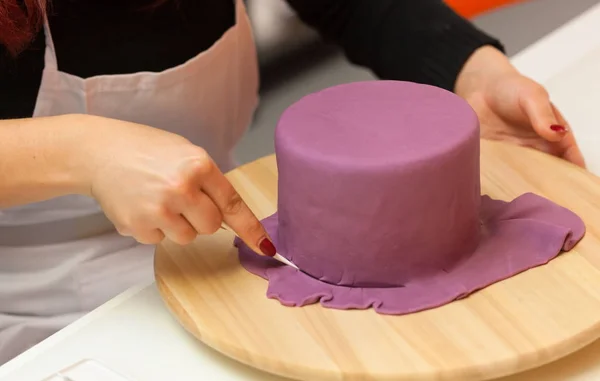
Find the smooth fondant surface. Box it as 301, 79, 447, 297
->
235, 80, 586, 314
275, 81, 481, 287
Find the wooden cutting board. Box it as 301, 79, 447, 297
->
154, 140, 600, 381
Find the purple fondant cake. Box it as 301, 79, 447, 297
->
234, 80, 585, 315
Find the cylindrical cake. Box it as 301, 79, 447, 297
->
274, 81, 481, 287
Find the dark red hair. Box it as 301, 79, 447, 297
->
0, 0, 46, 56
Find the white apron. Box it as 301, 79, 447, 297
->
0, 0, 259, 364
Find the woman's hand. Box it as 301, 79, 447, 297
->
76, 114, 276, 255
455, 46, 585, 168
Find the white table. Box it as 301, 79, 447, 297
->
2, 4, 600, 381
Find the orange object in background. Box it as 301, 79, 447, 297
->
445, 0, 525, 18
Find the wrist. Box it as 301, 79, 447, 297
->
454, 45, 516, 99
55, 113, 103, 197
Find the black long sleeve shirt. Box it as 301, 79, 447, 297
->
0, 0, 503, 119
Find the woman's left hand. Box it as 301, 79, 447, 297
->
455, 46, 585, 168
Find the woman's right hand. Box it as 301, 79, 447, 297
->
76, 114, 276, 256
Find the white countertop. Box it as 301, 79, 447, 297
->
2, 4, 600, 381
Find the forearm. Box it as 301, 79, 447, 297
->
286, 0, 505, 91
0, 114, 91, 207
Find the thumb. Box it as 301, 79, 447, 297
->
519, 87, 568, 142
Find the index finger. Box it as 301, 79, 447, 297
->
194, 159, 276, 257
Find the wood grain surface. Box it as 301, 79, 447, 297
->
155, 140, 600, 381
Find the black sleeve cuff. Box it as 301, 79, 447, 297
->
371, 1, 505, 91
286, 0, 505, 92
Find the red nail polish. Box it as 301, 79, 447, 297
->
550, 124, 568, 133
259, 238, 277, 257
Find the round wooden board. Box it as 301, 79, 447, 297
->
155, 140, 600, 381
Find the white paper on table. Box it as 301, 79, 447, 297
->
41, 359, 136, 381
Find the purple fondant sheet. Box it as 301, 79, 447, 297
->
235, 193, 585, 315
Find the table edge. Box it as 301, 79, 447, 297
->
0, 281, 154, 379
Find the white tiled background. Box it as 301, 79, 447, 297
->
235, 0, 600, 165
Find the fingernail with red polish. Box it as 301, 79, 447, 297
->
550, 124, 568, 133
259, 237, 277, 257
